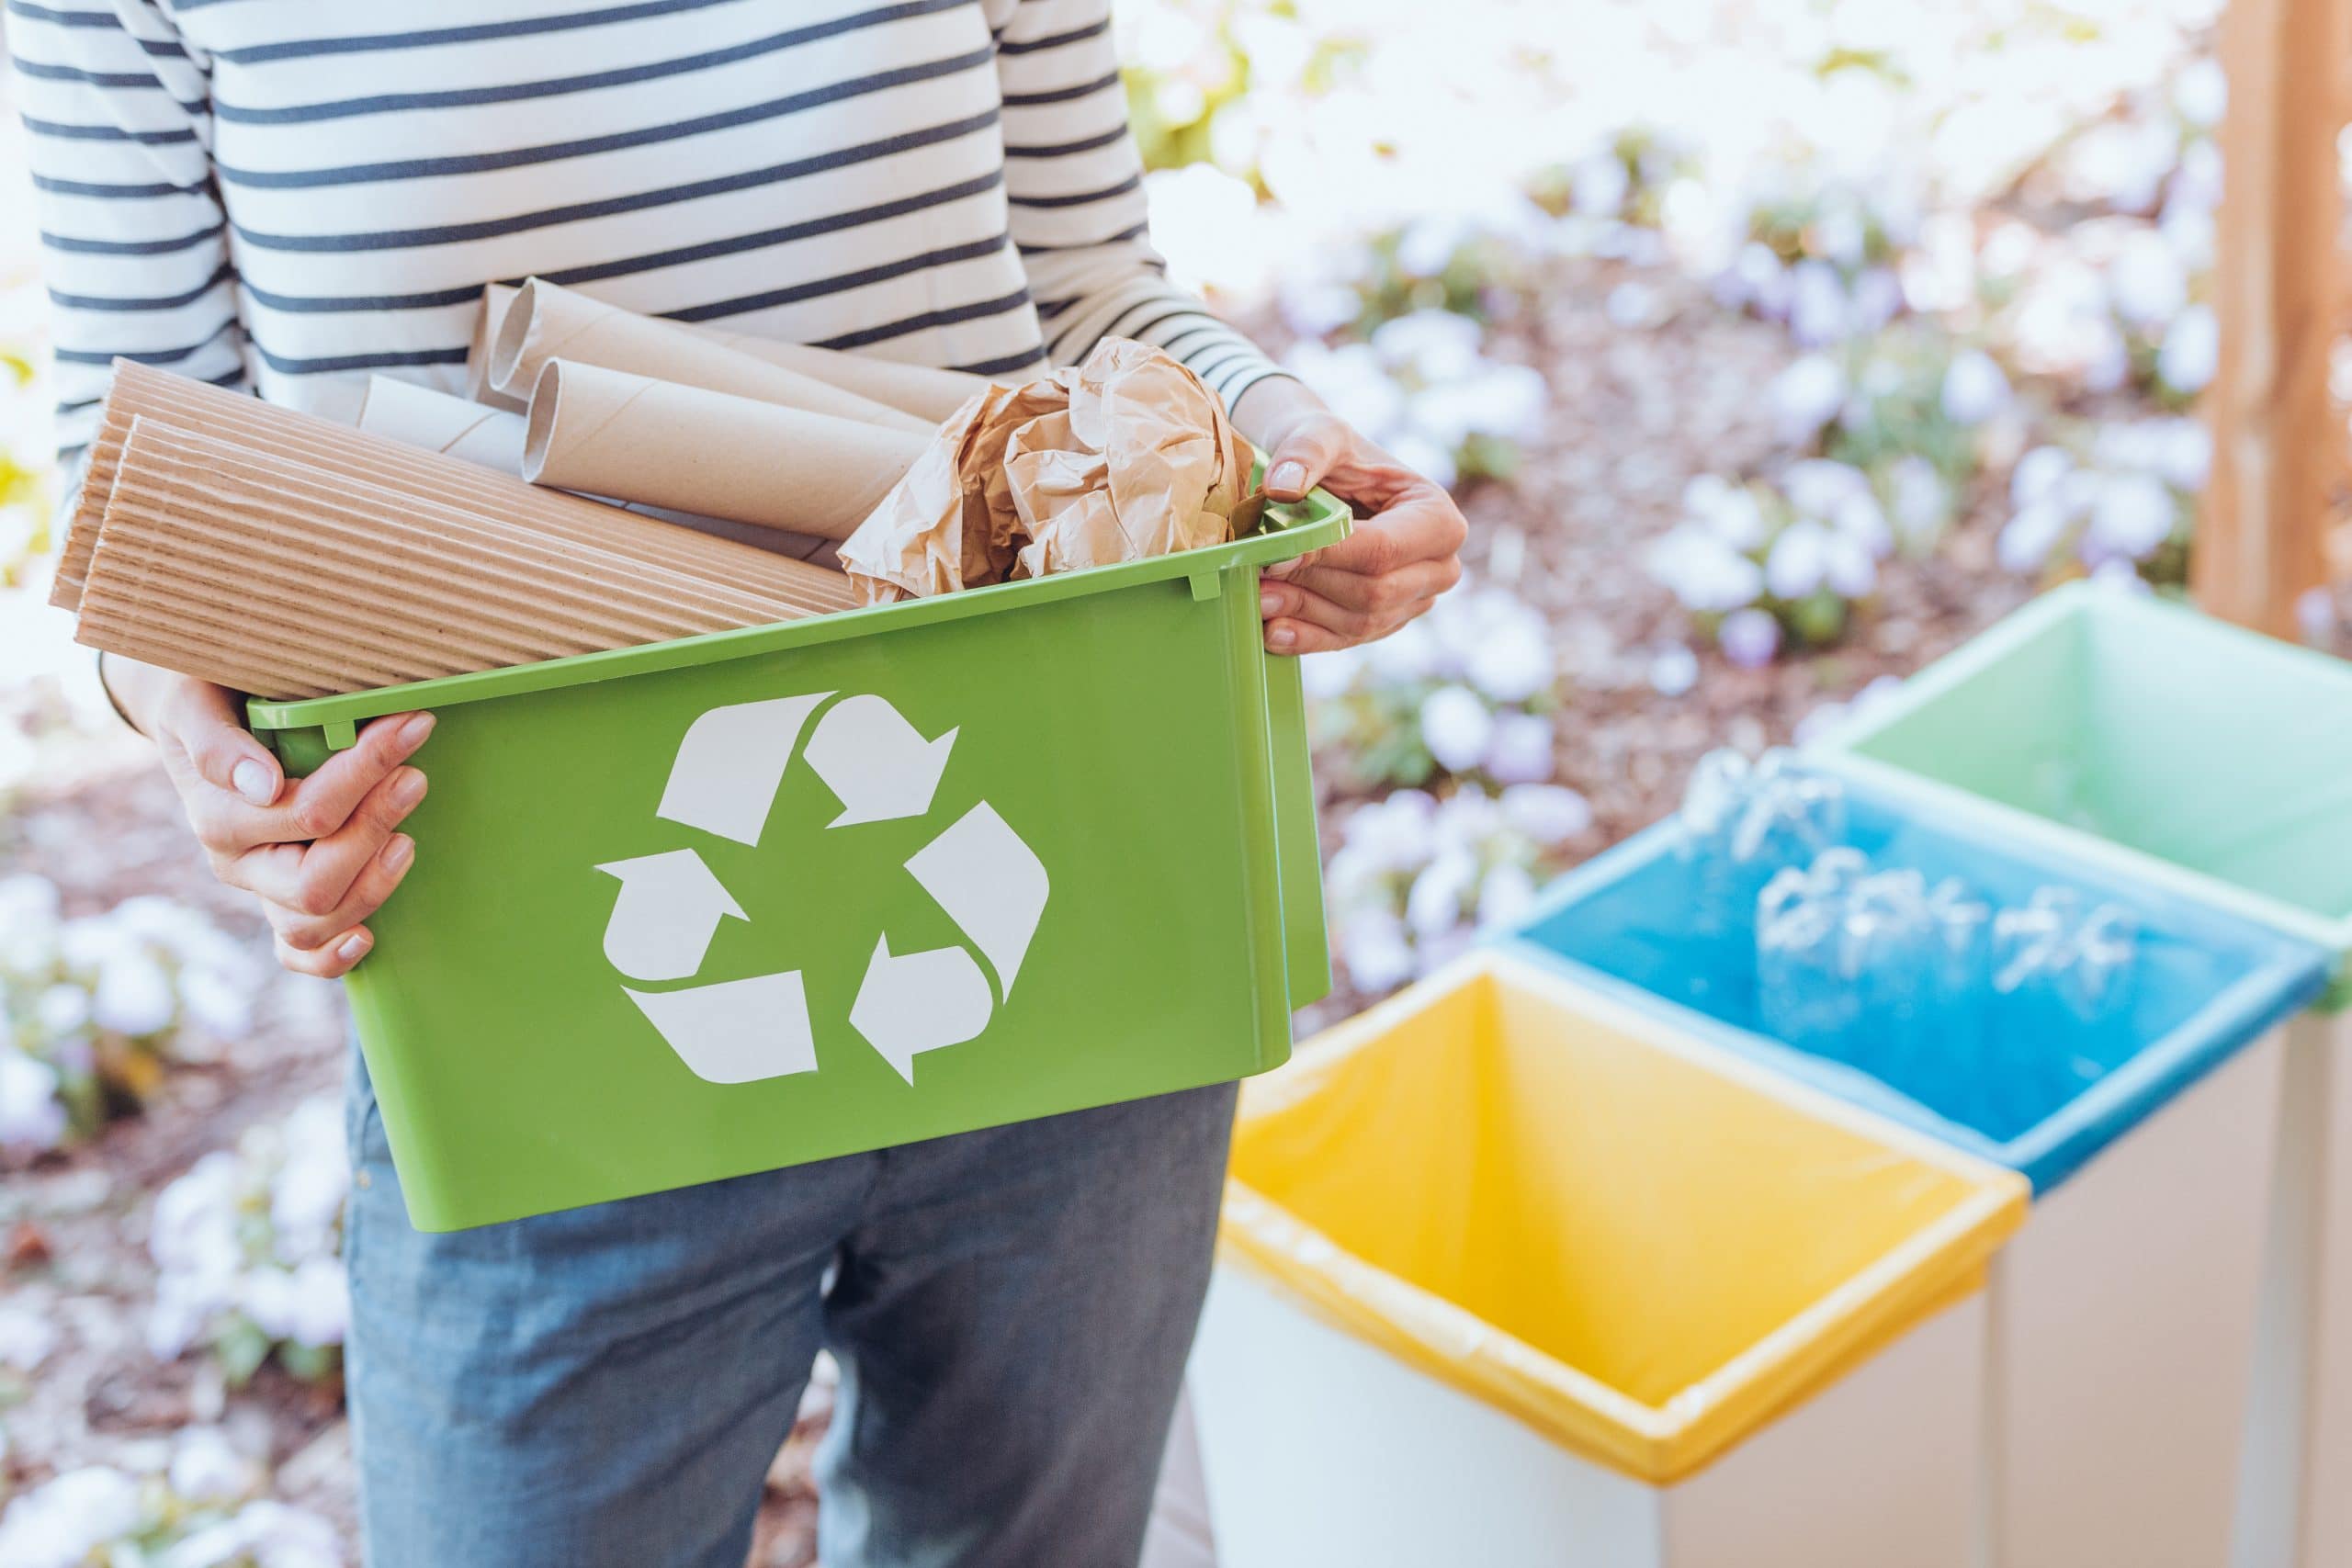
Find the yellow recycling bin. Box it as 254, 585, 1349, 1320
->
1187, 950, 2028, 1568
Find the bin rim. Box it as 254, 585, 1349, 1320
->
1497, 776, 2334, 1191
245, 477, 1350, 743
1221, 948, 2028, 1485
1806, 579, 2352, 1007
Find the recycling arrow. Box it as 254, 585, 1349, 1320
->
598, 690, 1049, 1089
624, 972, 816, 1085
804, 694, 956, 827
848, 937, 994, 1083
657, 691, 830, 847
595, 851, 746, 982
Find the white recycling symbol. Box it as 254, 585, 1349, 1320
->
594, 693, 1050, 1087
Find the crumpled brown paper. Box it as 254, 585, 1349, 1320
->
837, 339, 1258, 604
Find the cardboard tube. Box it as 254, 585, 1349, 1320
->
59, 362, 857, 617
693, 327, 992, 423
465, 284, 527, 413
490, 277, 934, 434
524, 359, 927, 541
358, 374, 842, 565
358, 374, 527, 471
79, 420, 838, 699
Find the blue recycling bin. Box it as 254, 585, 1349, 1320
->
1503, 767, 2327, 1568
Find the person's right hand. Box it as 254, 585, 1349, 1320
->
146, 676, 435, 978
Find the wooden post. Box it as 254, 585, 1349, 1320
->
2199, 0, 2350, 637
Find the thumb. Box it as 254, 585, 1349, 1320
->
160, 680, 284, 807
1262, 416, 1345, 503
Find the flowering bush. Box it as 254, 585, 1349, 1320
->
0, 879, 264, 1157
1281, 310, 1546, 488
1996, 416, 2207, 587
149, 1098, 349, 1388
0, 1433, 341, 1568
1770, 329, 2007, 501
1303, 582, 1558, 789
1713, 166, 1921, 346
1648, 461, 1904, 662
1326, 782, 1595, 993
1, 343, 44, 587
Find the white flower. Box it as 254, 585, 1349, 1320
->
1462, 604, 1552, 703
1998, 502, 2073, 574
1298, 649, 1363, 701
0, 874, 63, 975
1940, 349, 2010, 424
1408, 364, 1546, 447
179, 966, 256, 1041
1500, 784, 1593, 844
1781, 459, 1871, 518
283, 1256, 349, 1348
1788, 259, 1854, 345
1648, 645, 1700, 697
2157, 303, 2218, 395
2175, 59, 2228, 129
1483, 711, 1555, 784
2086, 472, 2177, 562
1770, 355, 1847, 446
92, 949, 177, 1038
1419, 685, 1495, 773
2109, 230, 2188, 328
168, 1427, 257, 1505
1766, 519, 1831, 600
1385, 431, 1458, 491
1476, 863, 1539, 931
1571, 149, 1631, 219
1822, 531, 1880, 597
0, 1466, 144, 1568
2010, 446, 2075, 508
1647, 525, 1762, 613
0, 1047, 66, 1155
0, 1304, 58, 1371
2150, 418, 2212, 490
1720, 607, 1782, 669
1333, 791, 1437, 879
1371, 310, 1483, 383
1887, 456, 1947, 543
1339, 908, 1415, 992
1406, 850, 1479, 938
1684, 475, 1766, 550
1830, 490, 1892, 556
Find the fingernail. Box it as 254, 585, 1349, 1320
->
390, 769, 428, 810
1268, 624, 1297, 651
398, 713, 436, 752
1269, 461, 1308, 494
336, 932, 372, 964
1260, 587, 1283, 617
232, 759, 277, 805
379, 834, 413, 873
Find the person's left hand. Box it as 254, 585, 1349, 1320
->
1233, 378, 1467, 655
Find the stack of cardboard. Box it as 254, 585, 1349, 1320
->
62, 280, 1264, 703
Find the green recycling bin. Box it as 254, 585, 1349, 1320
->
1811, 580, 2352, 1568
249, 488, 1348, 1231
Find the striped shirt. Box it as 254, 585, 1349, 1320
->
6, 0, 1287, 484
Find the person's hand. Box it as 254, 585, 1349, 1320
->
1233, 378, 1467, 655
131, 670, 434, 978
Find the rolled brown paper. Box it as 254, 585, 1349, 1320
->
524, 359, 929, 541
490, 278, 933, 434
79, 420, 843, 700
57, 361, 857, 615
464, 284, 527, 413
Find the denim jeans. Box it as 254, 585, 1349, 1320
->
343, 1047, 1236, 1568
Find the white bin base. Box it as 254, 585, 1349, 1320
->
2233, 1008, 2352, 1568
1189, 1268, 1989, 1568
1991, 1025, 2285, 1568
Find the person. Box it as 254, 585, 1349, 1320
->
14, 2, 1465, 1562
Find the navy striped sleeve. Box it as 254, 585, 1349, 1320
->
10, 0, 245, 486
989, 0, 1284, 413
